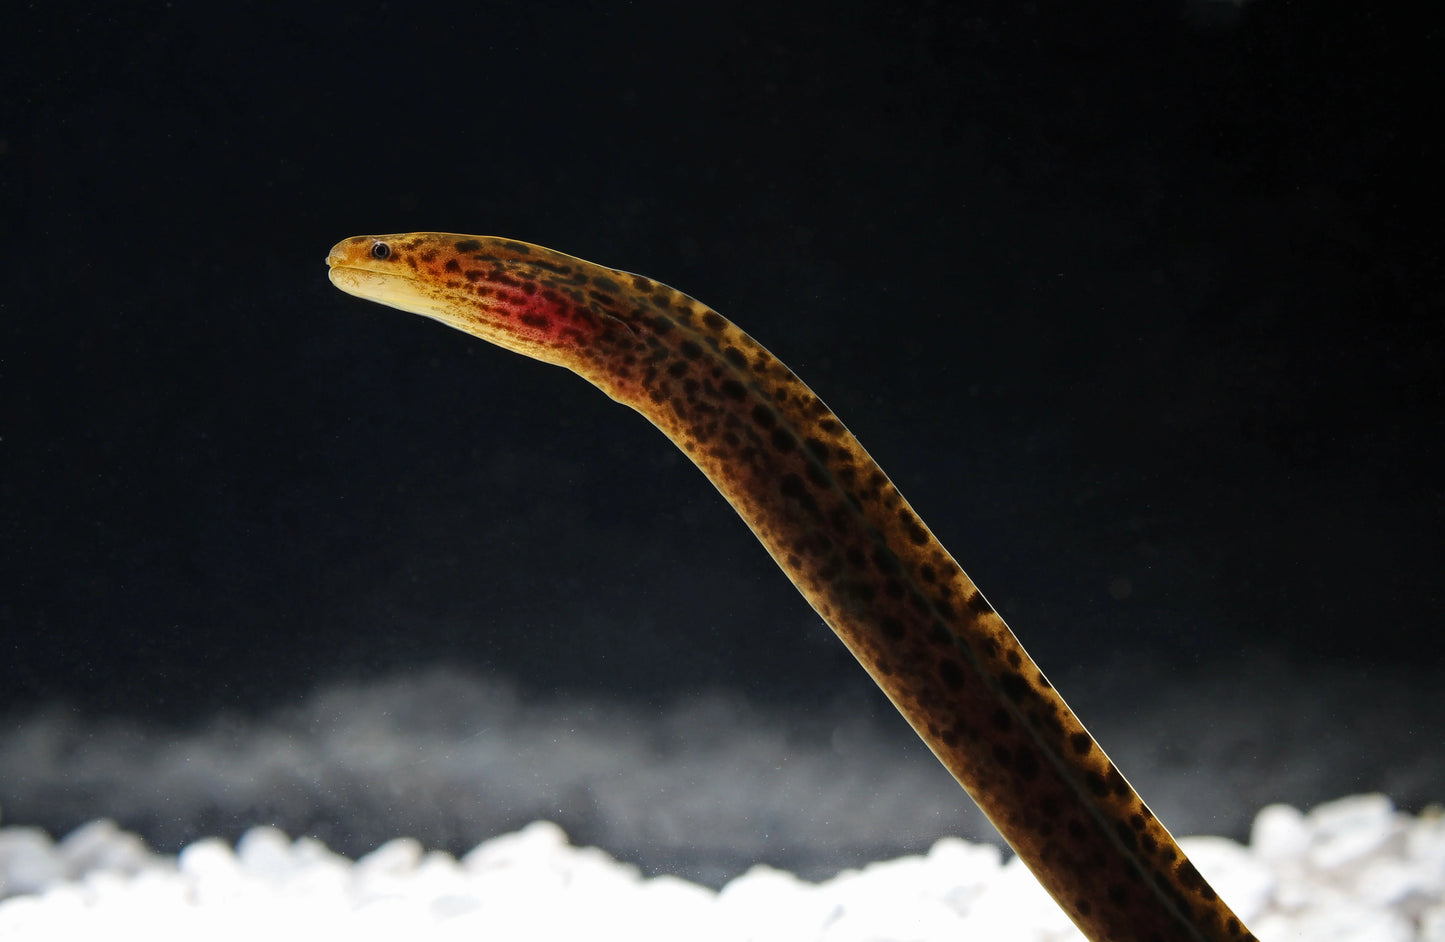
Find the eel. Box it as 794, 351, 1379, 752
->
326, 232, 1255, 942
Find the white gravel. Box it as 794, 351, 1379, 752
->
2, 794, 1442, 941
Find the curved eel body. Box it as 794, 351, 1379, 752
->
327, 233, 1255, 942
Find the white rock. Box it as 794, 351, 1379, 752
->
1420, 903, 1445, 942
718, 864, 833, 940
0, 828, 65, 898
1310, 794, 1398, 837
176, 835, 259, 910
1251, 802, 1311, 862
1407, 808, 1445, 876
919, 838, 1006, 918
176, 836, 238, 882
1357, 857, 1437, 913
356, 836, 424, 876
1309, 794, 1406, 871
396, 850, 470, 909
964, 855, 1080, 940
55, 819, 157, 878
1263, 899, 1412, 942
461, 819, 569, 873
235, 826, 296, 881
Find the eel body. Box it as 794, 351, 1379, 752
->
327, 232, 1255, 942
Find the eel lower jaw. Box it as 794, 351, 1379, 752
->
326, 265, 412, 306
327, 265, 482, 341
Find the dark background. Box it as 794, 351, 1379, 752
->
1, 0, 1438, 792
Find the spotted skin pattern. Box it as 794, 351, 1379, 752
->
327, 233, 1255, 942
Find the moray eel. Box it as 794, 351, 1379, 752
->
327, 233, 1255, 942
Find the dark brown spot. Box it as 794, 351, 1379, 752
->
1070, 732, 1093, 755
999, 670, 1028, 703
803, 529, 833, 556
967, 591, 994, 615
454, 239, 482, 252
779, 474, 821, 520
751, 404, 776, 428
1109, 764, 1130, 797
1014, 745, 1039, 780
531, 259, 570, 276
444, 259, 461, 273
870, 546, 900, 575
1176, 860, 1203, 891
680, 340, 704, 360
899, 510, 928, 545
939, 659, 964, 690
702, 311, 726, 333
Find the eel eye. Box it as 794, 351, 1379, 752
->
371, 242, 391, 260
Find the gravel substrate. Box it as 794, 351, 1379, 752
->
1, 794, 1441, 941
